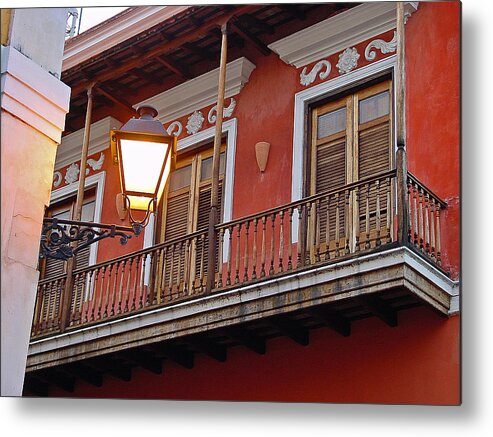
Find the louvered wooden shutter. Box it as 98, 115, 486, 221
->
164, 193, 190, 241
357, 89, 391, 235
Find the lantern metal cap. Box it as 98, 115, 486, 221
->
120, 104, 169, 136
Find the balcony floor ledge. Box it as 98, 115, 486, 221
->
27, 245, 459, 371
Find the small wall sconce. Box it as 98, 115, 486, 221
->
255, 141, 270, 173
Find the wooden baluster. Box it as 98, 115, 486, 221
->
110, 262, 119, 316
354, 187, 360, 252
183, 240, 190, 296
344, 190, 350, 254
424, 193, 431, 255
96, 266, 105, 319
261, 216, 267, 277
199, 234, 206, 292
227, 226, 233, 286
252, 218, 258, 278
297, 205, 303, 268
325, 195, 331, 259
70, 273, 79, 326
270, 213, 276, 274
430, 198, 437, 261
105, 264, 114, 317
132, 255, 141, 309
386, 177, 392, 243
376, 180, 381, 247
407, 180, 413, 244
436, 203, 442, 266
218, 228, 225, 288
335, 192, 340, 257
176, 242, 183, 297
124, 259, 132, 312
117, 260, 126, 314
244, 220, 250, 282
279, 210, 285, 272
139, 254, 147, 308
32, 285, 43, 336
287, 209, 293, 270
413, 182, 419, 247
168, 244, 175, 299
48, 280, 56, 329
235, 223, 241, 284
365, 184, 371, 249
306, 202, 313, 265
418, 187, 424, 251
314, 201, 321, 262
159, 246, 168, 303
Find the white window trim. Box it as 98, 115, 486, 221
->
291, 55, 397, 241
49, 171, 106, 267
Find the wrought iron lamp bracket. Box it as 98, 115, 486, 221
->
40, 217, 134, 261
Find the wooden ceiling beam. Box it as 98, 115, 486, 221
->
357, 295, 398, 327
230, 18, 271, 56
269, 315, 309, 346
118, 349, 163, 375
227, 326, 266, 355
65, 362, 103, 387
155, 55, 192, 80
93, 85, 135, 118
69, 4, 259, 97
307, 307, 351, 337
187, 336, 227, 362
146, 343, 195, 369
239, 13, 275, 35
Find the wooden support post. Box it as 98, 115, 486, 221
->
396, 3, 409, 246
206, 23, 228, 293
59, 84, 95, 332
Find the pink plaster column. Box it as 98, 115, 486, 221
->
1, 43, 70, 396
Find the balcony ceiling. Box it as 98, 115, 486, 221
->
61, 3, 358, 134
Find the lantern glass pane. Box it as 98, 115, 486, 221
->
120, 139, 170, 195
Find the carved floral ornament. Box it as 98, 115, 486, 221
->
167, 98, 237, 137
336, 47, 360, 74
56, 152, 106, 187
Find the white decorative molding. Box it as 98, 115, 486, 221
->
365, 31, 397, 61
166, 121, 183, 137
300, 60, 331, 86
268, 2, 418, 68
1, 45, 71, 143
137, 57, 256, 124
207, 98, 236, 124
64, 162, 80, 184
336, 48, 360, 74
87, 152, 105, 172
55, 116, 122, 169
53, 171, 63, 188
186, 110, 205, 135
62, 6, 190, 71
291, 55, 398, 240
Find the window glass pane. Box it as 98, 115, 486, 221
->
359, 91, 390, 124
317, 107, 347, 139
81, 200, 96, 222
169, 164, 192, 192
52, 209, 71, 220
200, 153, 225, 181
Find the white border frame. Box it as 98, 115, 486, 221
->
49, 171, 106, 267
291, 55, 397, 240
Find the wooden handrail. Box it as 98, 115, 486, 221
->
407, 172, 447, 208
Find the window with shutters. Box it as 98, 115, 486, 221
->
309, 80, 393, 250
41, 189, 96, 280
157, 143, 226, 285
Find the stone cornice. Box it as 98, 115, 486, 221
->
268, 2, 419, 68
1, 45, 71, 143
136, 57, 256, 124
62, 6, 190, 72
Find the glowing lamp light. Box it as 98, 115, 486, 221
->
110, 105, 176, 234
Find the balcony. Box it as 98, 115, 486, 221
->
24, 166, 458, 395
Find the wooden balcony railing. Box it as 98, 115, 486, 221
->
31, 168, 447, 339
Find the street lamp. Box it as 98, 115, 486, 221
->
40, 105, 176, 260
111, 104, 176, 235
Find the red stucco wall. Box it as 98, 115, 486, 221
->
47, 306, 460, 404
406, 1, 460, 279
44, 2, 460, 404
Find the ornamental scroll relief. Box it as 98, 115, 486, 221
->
365, 31, 397, 61
299, 60, 331, 87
